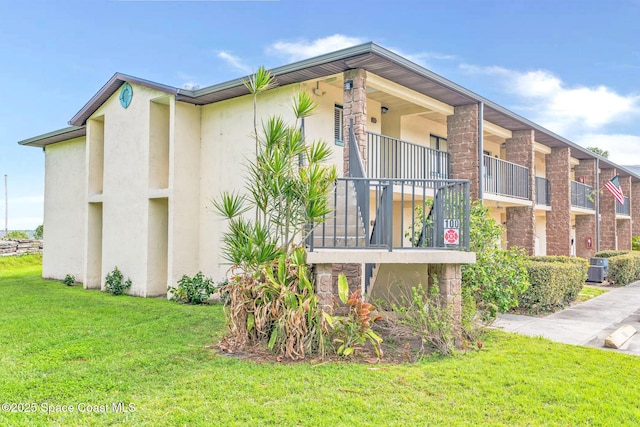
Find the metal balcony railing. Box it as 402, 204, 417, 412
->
617, 196, 630, 216
367, 132, 449, 181
308, 178, 470, 252
535, 176, 550, 206
571, 180, 595, 210
483, 155, 529, 199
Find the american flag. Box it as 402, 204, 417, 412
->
604, 175, 625, 205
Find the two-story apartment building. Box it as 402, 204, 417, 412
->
19, 43, 640, 297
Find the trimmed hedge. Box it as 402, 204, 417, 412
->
520, 256, 588, 313
595, 250, 629, 258
607, 252, 640, 285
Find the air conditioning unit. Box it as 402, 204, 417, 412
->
587, 265, 605, 283
590, 257, 609, 276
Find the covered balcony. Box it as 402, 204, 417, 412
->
535, 176, 550, 206
483, 155, 529, 200
570, 180, 595, 211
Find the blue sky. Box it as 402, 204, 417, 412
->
1, 0, 639, 229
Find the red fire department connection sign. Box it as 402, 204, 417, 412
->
444, 219, 460, 245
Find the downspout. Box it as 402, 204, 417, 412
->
478, 101, 484, 200
595, 158, 600, 253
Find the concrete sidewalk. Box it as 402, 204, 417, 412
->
492, 281, 640, 355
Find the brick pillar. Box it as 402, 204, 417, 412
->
505, 130, 535, 255
546, 147, 571, 255
447, 104, 479, 199
617, 175, 632, 250
342, 69, 367, 175
600, 168, 617, 251
428, 263, 462, 346
574, 159, 597, 259
314, 263, 334, 313
632, 181, 640, 237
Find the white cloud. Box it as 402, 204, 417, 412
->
182, 82, 200, 90
576, 133, 640, 165
268, 34, 365, 62
217, 51, 253, 74
461, 64, 640, 136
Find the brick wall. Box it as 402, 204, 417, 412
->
600, 168, 617, 250
633, 181, 640, 237
574, 159, 597, 259
617, 219, 632, 251
342, 69, 367, 176
447, 104, 479, 199
505, 130, 535, 255
546, 147, 571, 255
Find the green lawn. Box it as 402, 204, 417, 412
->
577, 285, 609, 303
1, 255, 640, 426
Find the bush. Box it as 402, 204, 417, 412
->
521, 257, 588, 313
607, 252, 640, 285
104, 267, 132, 295
6, 230, 29, 240
168, 272, 216, 304
62, 274, 76, 286
462, 202, 530, 320
595, 250, 629, 258
633, 236, 640, 251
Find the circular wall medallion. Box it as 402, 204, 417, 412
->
119, 82, 133, 109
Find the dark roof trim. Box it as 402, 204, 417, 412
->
26, 43, 640, 181
69, 73, 178, 126
18, 126, 86, 148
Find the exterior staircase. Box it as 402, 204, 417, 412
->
311, 180, 367, 248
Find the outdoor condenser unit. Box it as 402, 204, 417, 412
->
587, 265, 605, 283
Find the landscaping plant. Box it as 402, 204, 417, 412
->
461, 201, 530, 320
62, 274, 75, 286
324, 274, 383, 358
104, 266, 132, 295
212, 67, 339, 359
168, 272, 216, 304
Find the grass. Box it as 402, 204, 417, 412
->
1, 254, 640, 426
577, 285, 609, 303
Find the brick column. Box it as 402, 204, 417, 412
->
428, 263, 462, 346
342, 69, 367, 175
314, 263, 334, 313
632, 181, 640, 237
505, 130, 535, 255
447, 104, 479, 199
574, 159, 597, 259
617, 175, 632, 250
546, 147, 571, 255
600, 168, 617, 251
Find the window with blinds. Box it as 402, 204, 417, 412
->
334, 105, 344, 146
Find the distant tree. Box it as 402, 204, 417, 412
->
587, 146, 609, 158
6, 230, 29, 240
33, 225, 43, 240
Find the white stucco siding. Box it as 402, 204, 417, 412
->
42, 137, 86, 281
199, 83, 340, 281
89, 84, 170, 296
168, 100, 202, 286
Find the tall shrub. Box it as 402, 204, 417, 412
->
212, 68, 338, 359
462, 202, 530, 320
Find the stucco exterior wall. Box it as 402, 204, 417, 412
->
88, 84, 171, 296
400, 115, 447, 146
43, 137, 86, 281
198, 84, 336, 281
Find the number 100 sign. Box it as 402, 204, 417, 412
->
443, 218, 460, 245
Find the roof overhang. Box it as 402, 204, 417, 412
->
18, 126, 86, 148
20, 43, 640, 181
69, 73, 178, 126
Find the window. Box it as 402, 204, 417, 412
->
430, 134, 447, 151
334, 104, 344, 146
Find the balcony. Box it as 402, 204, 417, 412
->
367, 132, 449, 181
617, 196, 630, 216
535, 176, 550, 206
483, 155, 529, 199
571, 180, 595, 210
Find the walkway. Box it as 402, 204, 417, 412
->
492, 281, 640, 355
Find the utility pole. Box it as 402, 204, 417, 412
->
4, 174, 7, 239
